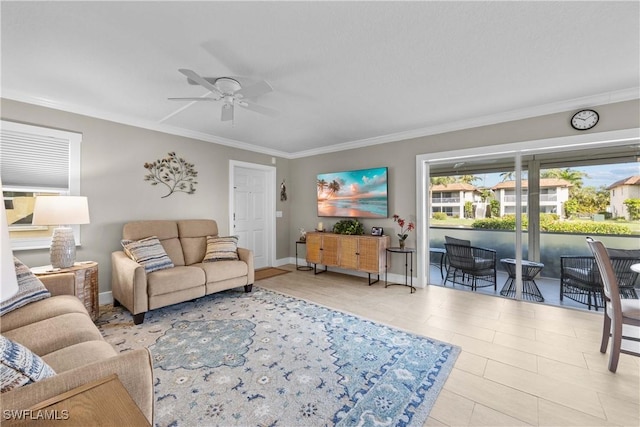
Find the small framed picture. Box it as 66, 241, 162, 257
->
371, 226, 384, 236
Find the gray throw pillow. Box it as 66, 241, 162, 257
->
0, 258, 51, 316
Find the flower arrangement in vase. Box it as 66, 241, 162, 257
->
392, 214, 415, 249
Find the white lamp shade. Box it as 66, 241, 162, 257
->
1, 183, 19, 302
32, 196, 90, 226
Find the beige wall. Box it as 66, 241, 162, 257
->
288, 100, 640, 270
1, 98, 291, 294
3, 98, 638, 290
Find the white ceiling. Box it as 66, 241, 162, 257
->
2, 1, 639, 158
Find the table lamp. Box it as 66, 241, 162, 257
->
32, 196, 90, 269
1, 198, 19, 302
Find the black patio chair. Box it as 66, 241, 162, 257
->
445, 235, 471, 246
560, 254, 639, 311
444, 243, 497, 291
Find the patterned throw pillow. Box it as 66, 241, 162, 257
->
121, 236, 174, 273
0, 334, 56, 392
203, 236, 239, 262
0, 258, 51, 316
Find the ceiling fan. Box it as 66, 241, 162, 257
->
169, 69, 278, 122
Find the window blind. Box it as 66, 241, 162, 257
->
1, 121, 76, 191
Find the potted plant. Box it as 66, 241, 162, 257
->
392, 214, 415, 249
332, 219, 364, 235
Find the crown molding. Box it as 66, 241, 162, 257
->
0, 90, 291, 159
288, 87, 640, 158
3, 87, 638, 160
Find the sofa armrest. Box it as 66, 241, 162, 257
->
237, 247, 254, 284
111, 251, 149, 315
0, 348, 154, 424
39, 273, 75, 296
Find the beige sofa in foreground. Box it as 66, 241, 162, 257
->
1, 273, 154, 423
111, 219, 254, 324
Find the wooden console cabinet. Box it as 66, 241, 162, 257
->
305, 232, 390, 283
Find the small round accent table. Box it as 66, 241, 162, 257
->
499, 258, 545, 302
295, 240, 313, 271
385, 247, 416, 293
429, 247, 447, 279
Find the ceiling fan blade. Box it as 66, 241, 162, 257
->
221, 103, 234, 122
178, 69, 223, 97
238, 101, 279, 117
168, 97, 217, 101
235, 80, 273, 99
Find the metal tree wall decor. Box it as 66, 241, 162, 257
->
143, 152, 198, 198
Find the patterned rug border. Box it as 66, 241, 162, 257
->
250, 286, 462, 425
98, 286, 461, 426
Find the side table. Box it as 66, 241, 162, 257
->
32, 261, 99, 320
429, 247, 448, 279
499, 258, 545, 302
385, 247, 416, 293
295, 240, 313, 271
3, 374, 150, 426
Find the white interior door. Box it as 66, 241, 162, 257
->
232, 163, 274, 269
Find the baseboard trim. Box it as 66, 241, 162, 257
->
99, 291, 113, 305
275, 257, 421, 288
98, 260, 422, 307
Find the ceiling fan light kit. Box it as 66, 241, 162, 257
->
169, 69, 278, 123
214, 77, 242, 95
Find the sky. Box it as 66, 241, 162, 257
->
317, 167, 387, 199
474, 161, 639, 189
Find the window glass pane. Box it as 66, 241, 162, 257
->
4, 191, 58, 239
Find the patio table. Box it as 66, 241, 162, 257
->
500, 258, 545, 302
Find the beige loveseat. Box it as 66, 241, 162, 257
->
1, 273, 154, 423
111, 219, 254, 325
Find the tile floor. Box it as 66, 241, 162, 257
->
428, 264, 595, 312
259, 265, 640, 427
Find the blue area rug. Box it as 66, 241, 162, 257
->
98, 288, 460, 426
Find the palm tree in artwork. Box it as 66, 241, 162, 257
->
326, 180, 341, 199
317, 179, 328, 196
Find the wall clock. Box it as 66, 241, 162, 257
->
571, 109, 599, 130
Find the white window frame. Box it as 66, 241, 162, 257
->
416, 128, 640, 289
1, 120, 82, 250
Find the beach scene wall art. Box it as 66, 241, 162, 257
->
317, 167, 388, 218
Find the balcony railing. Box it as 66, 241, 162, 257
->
503, 195, 528, 202
503, 195, 558, 202
431, 197, 460, 203
429, 226, 638, 279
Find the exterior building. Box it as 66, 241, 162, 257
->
607, 175, 640, 219
430, 183, 481, 218
491, 179, 572, 217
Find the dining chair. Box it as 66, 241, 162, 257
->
586, 237, 640, 373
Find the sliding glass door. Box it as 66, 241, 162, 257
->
416, 129, 640, 307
